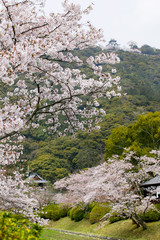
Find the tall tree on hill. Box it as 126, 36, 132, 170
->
105, 112, 160, 159
0, 0, 121, 221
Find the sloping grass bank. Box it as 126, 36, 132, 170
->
40, 229, 104, 240
41, 217, 160, 240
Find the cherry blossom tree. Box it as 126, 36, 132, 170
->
0, 0, 121, 140
0, 0, 121, 221
54, 150, 160, 229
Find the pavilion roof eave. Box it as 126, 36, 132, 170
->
140, 175, 160, 187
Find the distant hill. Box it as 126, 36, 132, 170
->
22, 46, 160, 182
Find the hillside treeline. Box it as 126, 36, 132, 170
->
22, 47, 160, 182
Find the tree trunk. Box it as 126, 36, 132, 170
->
131, 213, 147, 230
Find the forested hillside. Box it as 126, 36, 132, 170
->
23, 47, 160, 182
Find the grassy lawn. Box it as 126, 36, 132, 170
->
40, 217, 160, 240
40, 229, 102, 240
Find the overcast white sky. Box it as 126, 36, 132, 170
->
45, 0, 160, 49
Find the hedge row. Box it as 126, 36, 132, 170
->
40, 203, 70, 221
41, 202, 116, 224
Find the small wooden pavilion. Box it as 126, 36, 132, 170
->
141, 175, 160, 199
26, 173, 48, 187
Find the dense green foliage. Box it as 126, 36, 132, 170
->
70, 206, 85, 222
140, 204, 160, 223
40, 202, 112, 225
109, 210, 127, 223
89, 203, 111, 224
23, 133, 102, 182
142, 209, 160, 222
40, 204, 70, 221
0, 212, 43, 240
109, 215, 123, 223
105, 111, 160, 159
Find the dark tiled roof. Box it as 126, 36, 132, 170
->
26, 173, 48, 183
141, 175, 160, 187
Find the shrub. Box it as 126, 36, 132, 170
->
143, 208, 160, 222
109, 211, 127, 223
59, 204, 70, 218
154, 203, 160, 211
44, 203, 59, 211
45, 209, 61, 221
84, 212, 90, 219
40, 204, 61, 221
70, 206, 85, 222
86, 202, 96, 212
41, 203, 84, 221
0, 212, 43, 240
109, 216, 122, 223
109, 215, 125, 223
67, 208, 71, 217
89, 203, 111, 224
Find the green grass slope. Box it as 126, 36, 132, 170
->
41, 217, 160, 240
40, 229, 102, 240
